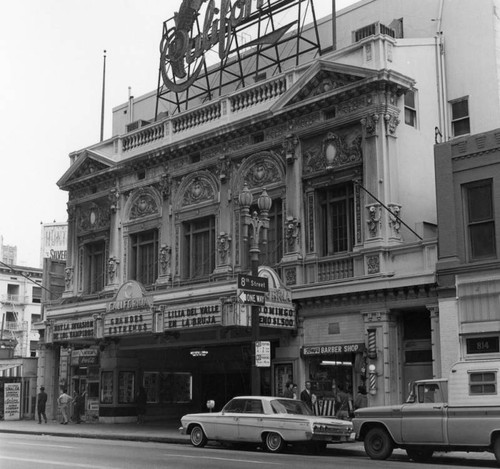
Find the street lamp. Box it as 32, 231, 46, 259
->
239, 182, 272, 396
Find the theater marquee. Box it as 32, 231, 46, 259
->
159, 301, 222, 330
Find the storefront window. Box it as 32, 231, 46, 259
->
118, 371, 135, 404
100, 371, 113, 404
143, 372, 159, 403
308, 358, 354, 397
140, 372, 192, 403
274, 362, 293, 397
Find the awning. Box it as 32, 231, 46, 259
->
0, 363, 23, 378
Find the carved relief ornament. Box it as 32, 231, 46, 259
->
78, 203, 110, 232
182, 176, 216, 206
130, 189, 159, 220
303, 132, 362, 174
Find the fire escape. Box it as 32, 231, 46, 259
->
0, 293, 28, 357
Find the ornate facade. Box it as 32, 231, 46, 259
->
40, 0, 491, 422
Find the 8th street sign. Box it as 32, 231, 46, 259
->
237, 274, 269, 293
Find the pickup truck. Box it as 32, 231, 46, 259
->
352, 359, 500, 464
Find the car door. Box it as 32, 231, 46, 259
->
237, 399, 264, 442
401, 383, 446, 444
213, 398, 245, 441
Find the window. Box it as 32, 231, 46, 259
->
404, 90, 417, 127
183, 217, 215, 279
451, 97, 470, 136
7, 284, 19, 302
465, 180, 496, 260
318, 183, 355, 255
118, 371, 135, 404
100, 371, 113, 404
84, 240, 106, 294
246, 199, 283, 268
32, 286, 42, 304
469, 371, 497, 395
130, 230, 159, 285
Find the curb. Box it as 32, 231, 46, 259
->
0, 428, 189, 445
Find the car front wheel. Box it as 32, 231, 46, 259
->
190, 425, 207, 448
364, 427, 394, 460
264, 432, 285, 453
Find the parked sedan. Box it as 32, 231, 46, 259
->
179, 396, 355, 453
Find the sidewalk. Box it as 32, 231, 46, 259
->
0, 418, 190, 444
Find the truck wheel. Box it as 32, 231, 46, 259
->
493, 435, 500, 464
190, 425, 207, 447
364, 427, 394, 460
406, 447, 434, 462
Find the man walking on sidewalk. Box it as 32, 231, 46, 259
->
57, 388, 71, 424
37, 386, 48, 424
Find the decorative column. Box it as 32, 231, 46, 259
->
106, 184, 121, 289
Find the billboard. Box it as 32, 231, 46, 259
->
40, 222, 68, 265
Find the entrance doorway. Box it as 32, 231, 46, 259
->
401, 310, 433, 398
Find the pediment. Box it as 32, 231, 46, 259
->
58, 150, 114, 188
270, 61, 378, 111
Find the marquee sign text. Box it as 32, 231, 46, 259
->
104, 312, 153, 337
160, 302, 222, 330
53, 319, 94, 341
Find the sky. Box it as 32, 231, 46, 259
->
1, 0, 357, 268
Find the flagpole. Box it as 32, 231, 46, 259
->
100, 50, 107, 142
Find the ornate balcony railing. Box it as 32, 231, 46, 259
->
317, 257, 354, 282
116, 74, 289, 155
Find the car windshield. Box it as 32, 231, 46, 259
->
270, 399, 314, 415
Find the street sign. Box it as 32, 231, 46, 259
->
237, 274, 269, 293
237, 290, 266, 306
255, 341, 270, 367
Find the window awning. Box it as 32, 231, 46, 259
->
0, 363, 23, 377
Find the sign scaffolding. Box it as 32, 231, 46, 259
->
156, 0, 322, 116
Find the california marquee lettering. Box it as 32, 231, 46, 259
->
160, 0, 265, 92
159, 301, 222, 330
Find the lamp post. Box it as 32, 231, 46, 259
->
239, 183, 272, 396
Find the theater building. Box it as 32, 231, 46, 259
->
39, 0, 500, 421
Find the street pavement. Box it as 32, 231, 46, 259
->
0, 418, 497, 464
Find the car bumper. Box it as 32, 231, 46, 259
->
311, 431, 356, 443
179, 426, 186, 435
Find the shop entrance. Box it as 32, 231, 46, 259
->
401, 310, 433, 397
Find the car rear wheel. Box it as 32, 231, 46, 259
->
265, 432, 285, 453
364, 427, 394, 460
406, 447, 434, 462
190, 425, 207, 448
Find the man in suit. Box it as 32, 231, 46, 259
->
300, 380, 316, 411
37, 386, 48, 424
